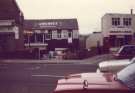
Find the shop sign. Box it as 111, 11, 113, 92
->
39, 22, 59, 27
110, 31, 132, 33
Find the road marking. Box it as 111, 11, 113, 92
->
24, 66, 41, 70
32, 74, 65, 78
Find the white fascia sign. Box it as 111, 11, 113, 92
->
39, 22, 58, 28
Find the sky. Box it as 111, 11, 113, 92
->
16, 0, 135, 34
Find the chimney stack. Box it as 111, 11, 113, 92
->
131, 9, 133, 15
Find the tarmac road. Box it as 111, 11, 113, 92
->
0, 63, 97, 93
0, 54, 113, 93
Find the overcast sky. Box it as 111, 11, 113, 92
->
16, 0, 135, 34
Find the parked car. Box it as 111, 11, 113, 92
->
54, 62, 135, 93
98, 57, 135, 73
97, 59, 131, 73
114, 45, 135, 59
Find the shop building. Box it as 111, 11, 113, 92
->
0, 0, 24, 53
24, 19, 79, 58
102, 12, 135, 49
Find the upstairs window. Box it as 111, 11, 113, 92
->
68, 32, 72, 38
123, 18, 132, 26
68, 29, 72, 38
112, 18, 120, 26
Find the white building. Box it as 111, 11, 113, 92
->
102, 11, 135, 49
86, 32, 103, 49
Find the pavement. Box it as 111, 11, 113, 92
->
0, 54, 114, 64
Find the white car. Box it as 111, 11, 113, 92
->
97, 58, 135, 73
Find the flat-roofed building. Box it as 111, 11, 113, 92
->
102, 12, 135, 49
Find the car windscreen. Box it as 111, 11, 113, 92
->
119, 46, 135, 54
117, 62, 135, 89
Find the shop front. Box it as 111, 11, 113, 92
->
103, 30, 133, 52
24, 19, 79, 59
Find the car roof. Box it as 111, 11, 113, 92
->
121, 45, 135, 47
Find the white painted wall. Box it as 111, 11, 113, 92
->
73, 30, 79, 39
102, 13, 135, 37
86, 33, 103, 49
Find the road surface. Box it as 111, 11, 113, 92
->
0, 54, 113, 93
0, 63, 97, 93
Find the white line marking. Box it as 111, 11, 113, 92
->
32, 74, 65, 78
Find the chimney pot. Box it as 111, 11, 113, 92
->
131, 9, 133, 15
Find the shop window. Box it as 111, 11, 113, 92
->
112, 18, 120, 26
57, 30, 61, 38
46, 30, 52, 40
124, 35, 132, 45
29, 33, 35, 43
36, 33, 43, 43
123, 18, 132, 26
109, 35, 116, 47
24, 35, 28, 43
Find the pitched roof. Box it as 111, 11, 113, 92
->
0, 0, 20, 12
0, 0, 23, 23
24, 19, 79, 30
